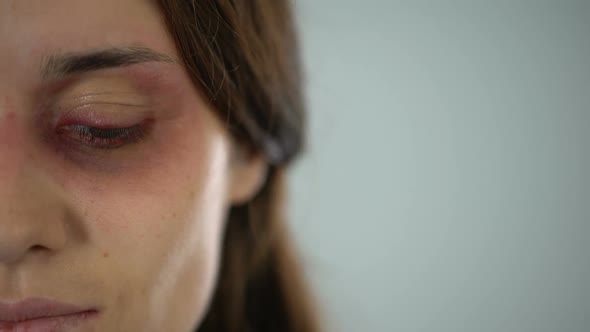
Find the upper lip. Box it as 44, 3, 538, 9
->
0, 298, 94, 322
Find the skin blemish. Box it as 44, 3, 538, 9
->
4, 111, 16, 121
0, 111, 19, 145
103, 252, 110, 258
0, 110, 27, 175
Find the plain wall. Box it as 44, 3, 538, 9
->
289, 1, 589, 331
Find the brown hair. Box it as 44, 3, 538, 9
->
157, 1, 320, 331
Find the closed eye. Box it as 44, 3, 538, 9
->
56, 123, 149, 149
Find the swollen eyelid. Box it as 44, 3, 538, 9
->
56, 122, 150, 150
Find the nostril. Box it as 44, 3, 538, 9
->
30, 244, 48, 252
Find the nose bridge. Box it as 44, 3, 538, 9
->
0, 103, 29, 186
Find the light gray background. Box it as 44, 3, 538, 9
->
289, 1, 589, 331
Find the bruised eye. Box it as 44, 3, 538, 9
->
56, 123, 150, 149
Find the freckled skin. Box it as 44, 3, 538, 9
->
0, 1, 263, 331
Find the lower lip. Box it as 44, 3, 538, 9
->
0, 310, 99, 332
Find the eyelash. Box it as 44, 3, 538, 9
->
56, 124, 148, 149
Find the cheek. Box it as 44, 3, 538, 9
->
71, 108, 231, 258
55, 107, 232, 329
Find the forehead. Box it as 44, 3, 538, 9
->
0, 0, 175, 84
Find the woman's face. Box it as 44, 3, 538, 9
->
0, 1, 263, 331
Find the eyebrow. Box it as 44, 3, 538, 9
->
41, 46, 176, 80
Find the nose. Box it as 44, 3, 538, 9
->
0, 112, 68, 264
0, 174, 69, 264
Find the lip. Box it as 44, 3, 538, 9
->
0, 298, 99, 331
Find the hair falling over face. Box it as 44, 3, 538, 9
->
157, 1, 321, 331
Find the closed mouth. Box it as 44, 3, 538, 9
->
0, 298, 100, 332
